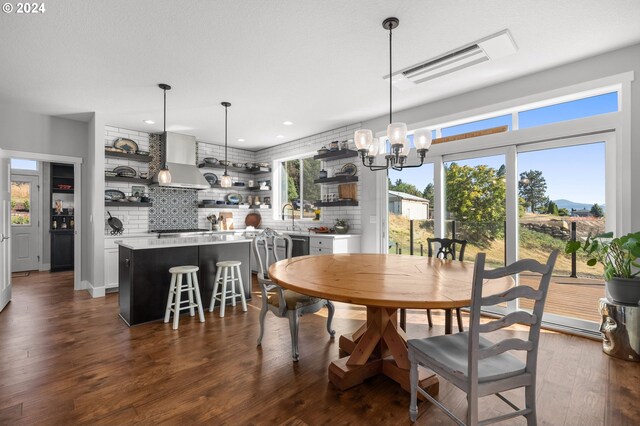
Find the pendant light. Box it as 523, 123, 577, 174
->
157, 83, 172, 184
219, 101, 232, 188
354, 18, 432, 172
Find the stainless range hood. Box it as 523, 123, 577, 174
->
152, 132, 210, 190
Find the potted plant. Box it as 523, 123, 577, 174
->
565, 231, 640, 305
334, 218, 349, 234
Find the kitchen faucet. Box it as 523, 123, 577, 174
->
281, 203, 297, 231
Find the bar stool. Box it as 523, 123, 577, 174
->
209, 261, 247, 317
164, 265, 205, 330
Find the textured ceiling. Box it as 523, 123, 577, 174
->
1, 0, 639, 149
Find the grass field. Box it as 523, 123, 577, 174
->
389, 213, 604, 278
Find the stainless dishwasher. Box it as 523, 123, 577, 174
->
291, 236, 309, 257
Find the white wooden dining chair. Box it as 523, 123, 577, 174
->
253, 228, 335, 361
408, 250, 558, 425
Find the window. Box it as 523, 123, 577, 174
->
441, 114, 512, 138
10, 158, 37, 171
518, 92, 618, 129
11, 180, 31, 225
279, 156, 322, 220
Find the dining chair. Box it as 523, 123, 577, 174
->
400, 237, 468, 333
253, 228, 335, 361
408, 250, 558, 425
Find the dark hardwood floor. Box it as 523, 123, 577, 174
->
0, 271, 638, 425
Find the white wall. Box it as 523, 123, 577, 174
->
358, 42, 640, 245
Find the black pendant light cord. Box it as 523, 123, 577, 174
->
389, 24, 393, 125
163, 88, 166, 134
224, 104, 228, 176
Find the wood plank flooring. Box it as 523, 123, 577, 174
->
0, 271, 638, 425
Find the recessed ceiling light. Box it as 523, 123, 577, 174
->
282, 121, 293, 126
143, 119, 155, 124
276, 135, 284, 139
237, 138, 245, 142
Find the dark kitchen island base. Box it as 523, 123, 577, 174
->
118, 241, 252, 326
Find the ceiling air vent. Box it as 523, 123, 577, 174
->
386, 29, 518, 90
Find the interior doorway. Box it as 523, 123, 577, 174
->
3, 150, 82, 292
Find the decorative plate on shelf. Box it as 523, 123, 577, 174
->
113, 166, 137, 177
203, 157, 218, 165
105, 189, 126, 201
340, 163, 357, 176
113, 138, 138, 153
226, 193, 243, 205
203, 173, 218, 187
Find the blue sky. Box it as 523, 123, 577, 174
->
389, 92, 614, 205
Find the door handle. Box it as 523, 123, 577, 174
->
0, 233, 9, 242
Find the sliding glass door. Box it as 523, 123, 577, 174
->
517, 140, 607, 330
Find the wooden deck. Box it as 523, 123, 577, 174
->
1, 271, 638, 425
519, 274, 604, 323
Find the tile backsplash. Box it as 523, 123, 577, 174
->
148, 187, 198, 230
104, 123, 363, 236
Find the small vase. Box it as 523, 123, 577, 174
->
606, 277, 640, 305
334, 225, 349, 234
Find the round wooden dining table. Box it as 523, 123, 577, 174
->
268, 253, 513, 395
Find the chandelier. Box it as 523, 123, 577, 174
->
354, 17, 432, 172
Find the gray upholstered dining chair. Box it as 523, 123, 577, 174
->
253, 228, 335, 361
400, 237, 468, 333
409, 250, 558, 425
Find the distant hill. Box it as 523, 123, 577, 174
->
554, 199, 605, 212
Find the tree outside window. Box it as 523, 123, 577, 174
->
280, 157, 321, 219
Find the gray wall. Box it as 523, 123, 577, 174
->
0, 106, 88, 158
358, 42, 640, 247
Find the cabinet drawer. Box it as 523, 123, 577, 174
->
310, 237, 334, 250
310, 246, 333, 255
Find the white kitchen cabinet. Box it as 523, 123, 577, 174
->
309, 235, 360, 254
104, 249, 119, 289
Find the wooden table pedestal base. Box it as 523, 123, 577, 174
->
328, 306, 439, 397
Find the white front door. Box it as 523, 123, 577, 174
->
0, 149, 12, 312
11, 174, 39, 272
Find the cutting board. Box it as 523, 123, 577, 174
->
338, 183, 357, 200
219, 212, 234, 230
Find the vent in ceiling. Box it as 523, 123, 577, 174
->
386, 29, 518, 90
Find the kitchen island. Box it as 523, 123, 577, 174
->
116, 234, 252, 326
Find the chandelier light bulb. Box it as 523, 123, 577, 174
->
354, 129, 373, 151
387, 122, 407, 147
414, 129, 433, 150
367, 138, 380, 157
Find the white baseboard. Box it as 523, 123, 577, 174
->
83, 280, 105, 298
39, 263, 51, 272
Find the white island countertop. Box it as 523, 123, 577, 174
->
116, 234, 252, 250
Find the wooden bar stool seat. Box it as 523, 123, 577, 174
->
164, 265, 205, 330
209, 260, 247, 317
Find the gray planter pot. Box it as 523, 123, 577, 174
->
334, 225, 349, 234
606, 277, 640, 305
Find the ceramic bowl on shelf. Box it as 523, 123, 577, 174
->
127, 196, 140, 202
233, 162, 244, 168
137, 150, 150, 156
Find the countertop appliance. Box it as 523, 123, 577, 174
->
152, 132, 210, 190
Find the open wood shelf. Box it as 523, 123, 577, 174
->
198, 164, 271, 175
315, 200, 359, 207
314, 176, 359, 184
313, 149, 359, 161
105, 201, 153, 207
105, 176, 153, 184
105, 151, 153, 163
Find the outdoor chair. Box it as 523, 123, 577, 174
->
408, 250, 558, 425
253, 228, 335, 361
400, 237, 468, 333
